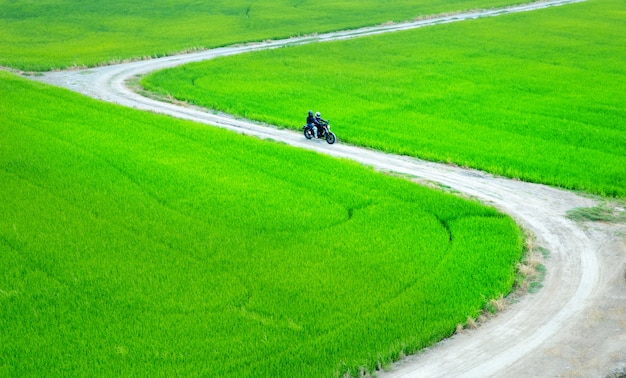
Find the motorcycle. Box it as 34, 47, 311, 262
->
303, 120, 336, 144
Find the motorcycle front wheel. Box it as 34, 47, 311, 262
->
326, 132, 336, 144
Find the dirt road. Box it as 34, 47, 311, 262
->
30, 1, 625, 376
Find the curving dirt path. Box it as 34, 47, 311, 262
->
30, 1, 625, 376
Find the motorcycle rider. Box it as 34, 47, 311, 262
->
314, 111, 326, 137
306, 110, 318, 138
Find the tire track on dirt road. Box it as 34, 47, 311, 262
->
30, 0, 626, 376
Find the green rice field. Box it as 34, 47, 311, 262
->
0, 72, 523, 376
5, 0, 618, 375
142, 0, 626, 197
0, 0, 528, 71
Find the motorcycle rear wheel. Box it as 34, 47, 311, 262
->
303, 127, 313, 140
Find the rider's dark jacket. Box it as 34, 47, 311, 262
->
307, 114, 315, 126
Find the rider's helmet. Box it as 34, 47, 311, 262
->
308, 110, 313, 116
315, 111, 321, 118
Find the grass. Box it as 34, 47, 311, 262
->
566, 201, 626, 223
516, 240, 548, 294
0, 71, 524, 376
0, 0, 529, 71
141, 0, 626, 198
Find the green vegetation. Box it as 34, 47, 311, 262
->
142, 0, 626, 197
0, 0, 528, 71
0, 72, 523, 376
567, 201, 626, 223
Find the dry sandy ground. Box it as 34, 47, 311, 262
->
29, 1, 625, 376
